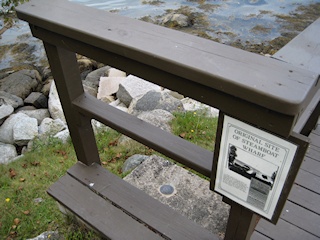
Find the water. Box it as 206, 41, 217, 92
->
69, 0, 320, 44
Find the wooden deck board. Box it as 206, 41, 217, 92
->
67, 162, 218, 240
253, 125, 320, 239
47, 175, 164, 240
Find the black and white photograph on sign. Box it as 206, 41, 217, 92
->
214, 115, 298, 220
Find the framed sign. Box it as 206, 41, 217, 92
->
211, 113, 309, 223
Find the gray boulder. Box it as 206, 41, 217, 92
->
83, 65, 111, 89
0, 113, 30, 144
117, 75, 161, 107
24, 92, 48, 108
0, 91, 24, 109
0, 143, 18, 164
17, 109, 50, 125
39, 118, 67, 136
137, 109, 174, 133
0, 69, 41, 99
128, 90, 184, 115
13, 116, 38, 146
122, 154, 149, 173
0, 103, 14, 124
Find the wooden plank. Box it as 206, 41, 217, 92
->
16, 0, 319, 117
300, 157, 320, 177
295, 168, 320, 194
250, 231, 271, 240
288, 184, 320, 215
280, 201, 320, 237
67, 162, 219, 240
273, 18, 320, 74
307, 144, 320, 162
72, 93, 213, 177
310, 131, 320, 147
47, 174, 164, 240
255, 218, 319, 240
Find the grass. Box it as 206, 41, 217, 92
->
0, 111, 218, 239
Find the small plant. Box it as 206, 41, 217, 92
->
1, 0, 28, 15
1, 0, 28, 26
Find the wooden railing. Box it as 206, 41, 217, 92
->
16, 1, 320, 239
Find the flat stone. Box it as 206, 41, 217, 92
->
124, 155, 230, 238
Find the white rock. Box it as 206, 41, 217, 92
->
39, 118, 67, 136
13, 116, 38, 146
97, 76, 125, 99
181, 98, 219, 118
53, 129, 70, 143
0, 104, 14, 122
91, 119, 109, 135
17, 109, 50, 125
0, 113, 30, 144
107, 68, 126, 77
48, 81, 66, 122
0, 143, 18, 164
137, 109, 174, 133
116, 75, 161, 107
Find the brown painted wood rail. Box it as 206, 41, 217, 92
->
16, 0, 320, 239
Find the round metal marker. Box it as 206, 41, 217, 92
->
160, 184, 174, 195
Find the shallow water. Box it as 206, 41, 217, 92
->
70, 0, 320, 43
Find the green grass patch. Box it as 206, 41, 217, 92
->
0, 111, 218, 239
171, 110, 218, 150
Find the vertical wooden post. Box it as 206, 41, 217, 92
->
43, 42, 100, 166
224, 202, 259, 240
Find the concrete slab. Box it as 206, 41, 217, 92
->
124, 155, 230, 239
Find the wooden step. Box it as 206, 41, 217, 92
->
48, 162, 219, 240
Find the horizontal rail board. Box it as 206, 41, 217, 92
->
47, 174, 164, 240
68, 162, 218, 240
16, 0, 319, 117
73, 93, 213, 177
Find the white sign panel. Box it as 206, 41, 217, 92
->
214, 115, 298, 219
